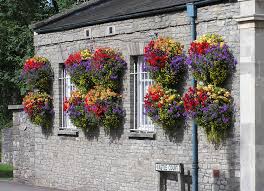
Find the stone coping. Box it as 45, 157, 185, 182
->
8, 105, 23, 110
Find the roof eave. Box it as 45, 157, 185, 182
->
34, 0, 223, 34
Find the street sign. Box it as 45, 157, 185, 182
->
155, 163, 181, 173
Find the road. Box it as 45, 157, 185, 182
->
0, 180, 65, 191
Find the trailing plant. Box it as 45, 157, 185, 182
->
84, 86, 125, 129
144, 37, 187, 88
187, 34, 237, 86
183, 84, 233, 144
23, 91, 54, 128
21, 56, 53, 93
144, 84, 185, 129
64, 49, 94, 92
102, 101, 125, 129
64, 90, 98, 129
92, 48, 127, 91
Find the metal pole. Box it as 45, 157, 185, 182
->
186, 3, 198, 191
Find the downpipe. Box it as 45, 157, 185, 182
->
186, 3, 198, 191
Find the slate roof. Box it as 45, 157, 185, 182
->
32, 0, 222, 34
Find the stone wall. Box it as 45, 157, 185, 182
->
10, 1, 240, 191
1, 127, 13, 164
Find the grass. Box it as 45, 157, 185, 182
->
0, 163, 13, 178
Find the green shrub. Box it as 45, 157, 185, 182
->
0, 164, 13, 178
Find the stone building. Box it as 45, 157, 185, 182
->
2, 0, 264, 190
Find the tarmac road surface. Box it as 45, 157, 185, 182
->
0, 180, 65, 191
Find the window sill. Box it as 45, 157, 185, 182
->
58, 128, 79, 137
128, 130, 156, 140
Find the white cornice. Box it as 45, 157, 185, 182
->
235, 14, 264, 23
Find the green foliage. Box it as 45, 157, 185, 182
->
197, 117, 231, 144
0, 164, 13, 178
209, 61, 228, 86
103, 113, 123, 129
32, 114, 53, 129
70, 106, 99, 129
56, 0, 77, 10
72, 113, 98, 129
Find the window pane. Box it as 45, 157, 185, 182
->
60, 66, 76, 129
138, 56, 154, 132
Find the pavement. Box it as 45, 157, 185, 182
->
0, 180, 65, 191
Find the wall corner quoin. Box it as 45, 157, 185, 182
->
238, 1, 264, 191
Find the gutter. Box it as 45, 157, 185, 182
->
34, 0, 223, 34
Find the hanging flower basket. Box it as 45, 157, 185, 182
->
64, 90, 98, 129
21, 56, 53, 93
65, 49, 94, 92
23, 92, 54, 128
144, 37, 187, 88
84, 86, 125, 129
183, 84, 233, 144
92, 48, 127, 92
144, 84, 185, 129
187, 34, 237, 86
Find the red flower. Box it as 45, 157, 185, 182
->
183, 87, 209, 112
63, 99, 70, 111
65, 52, 82, 66
188, 42, 210, 55
23, 58, 45, 72
158, 103, 163, 108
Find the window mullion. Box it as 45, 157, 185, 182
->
133, 61, 137, 130
137, 58, 141, 131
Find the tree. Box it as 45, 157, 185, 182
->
0, 0, 83, 129
54, 0, 90, 11
0, 0, 54, 129
55, 0, 77, 10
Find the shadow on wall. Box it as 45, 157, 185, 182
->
82, 122, 125, 142
41, 125, 54, 137
209, 124, 239, 191
163, 121, 186, 143
104, 126, 124, 142
83, 126, 100, 141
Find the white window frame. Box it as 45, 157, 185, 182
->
130, 56, 155, 132
59, 65, 76, 129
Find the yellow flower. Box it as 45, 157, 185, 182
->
213, 100, 219, 104
224, 92, 230, 97
167, 95, 176, 102
81, 49, 92, 60
203, 87, 209, 91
